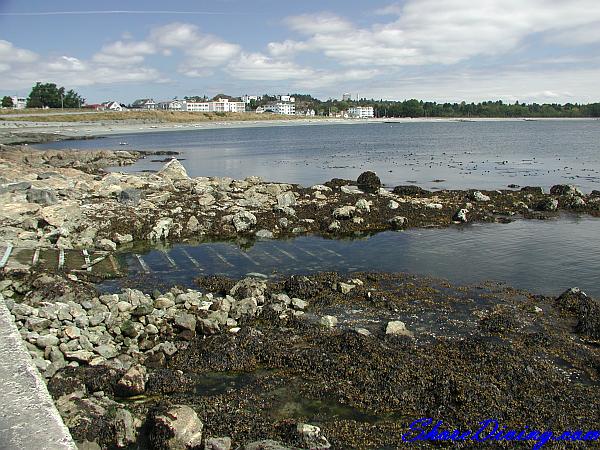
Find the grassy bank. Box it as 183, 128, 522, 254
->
0, 110, 323, 123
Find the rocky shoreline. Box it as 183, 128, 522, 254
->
1, 145, 599, 449
1, 144, 599, 255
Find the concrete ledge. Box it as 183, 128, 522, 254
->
0, 293, 76, 450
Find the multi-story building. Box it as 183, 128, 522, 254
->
242, 95, 261, 104
182, 98, 246, 113
264, 102, 296, 115
157, 100, 184, 110
276, 95, 295, 103
10, 96, 27, 109
342, 93, 352, 101
348, 106, 374, 118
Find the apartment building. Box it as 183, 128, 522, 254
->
348, 106, 374, 118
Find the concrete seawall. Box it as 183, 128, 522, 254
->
0, 293, 76, 450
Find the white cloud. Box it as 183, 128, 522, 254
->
228, 52, 314, 81
93, 40, 156, 66
150, 22, 240, 71
284, 12, 353, 35
267, 40, 310, 58
0, 39, 39, 63
273, 1, 600, 67
363, 66, 600, 103
546, 21, 600, 46
0, 39, 167, 91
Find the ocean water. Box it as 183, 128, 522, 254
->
36, 119, 600, 191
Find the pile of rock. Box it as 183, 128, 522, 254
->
6, 275, 308, 379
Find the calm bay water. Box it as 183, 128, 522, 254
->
36, 121, 600, 295
37, 119, 600, 191
103, 215, 600, 297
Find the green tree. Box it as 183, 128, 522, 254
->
26, 82, 84, 108
1, 96, 13, 108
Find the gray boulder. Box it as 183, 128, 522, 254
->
151, 405, 203, 450
118, 188, 141, 206
26, 188, 58, 205
175, 312, 197, 331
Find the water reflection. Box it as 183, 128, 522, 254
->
102, 215, 600, 297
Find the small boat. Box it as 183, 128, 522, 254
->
119, 142, 128, 145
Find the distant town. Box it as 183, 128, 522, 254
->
3, 91, 375, 119
3, 84, 599, 118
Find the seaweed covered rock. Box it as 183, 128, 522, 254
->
575, 296, 600, 339
535, 198, 558, 211
356, 171, 381, 191
550, 184, 583, 197
393, 185, 428, 196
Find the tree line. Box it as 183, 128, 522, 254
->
290, 95, 600, 118
1, 82, 85, 109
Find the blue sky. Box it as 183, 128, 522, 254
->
1, 0, 600, 104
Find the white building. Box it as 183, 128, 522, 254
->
157, 100, 184, 110
131, 99, 157, 109
276, 95, 295, 103
182, 98, 246, 113
264, 102, 296, 115
102, 101, 124, 111
348, 106, 374, 118
296, 109, 316, 116
342, 93, 352, 101
10, 96, 27, 109
242, 95, 261, 104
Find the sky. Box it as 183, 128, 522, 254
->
1, 0, 600, 104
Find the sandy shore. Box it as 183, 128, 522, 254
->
1, 116, 597, 143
